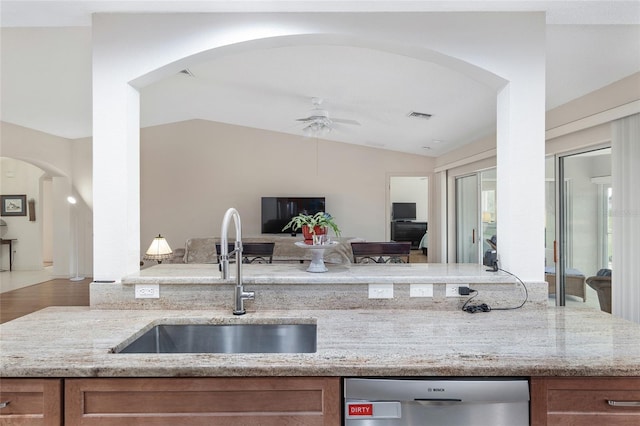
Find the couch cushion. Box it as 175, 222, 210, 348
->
161, 247, 186, 264
184, 237, 218, 264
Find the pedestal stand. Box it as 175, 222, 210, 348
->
294, 241, 338, 273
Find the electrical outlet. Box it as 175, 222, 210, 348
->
410, 284, 433, 298
368, 283, 394, 299
135, 284, 159, 299
446, 284, 462, 297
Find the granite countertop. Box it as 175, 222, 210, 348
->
1, 306, 639, 378
95, 263, 547, 311
123, 263, 518, 285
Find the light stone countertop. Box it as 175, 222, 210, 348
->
123, 263, 518, 285
94, 263, 548, 311
1, 306, 639, 378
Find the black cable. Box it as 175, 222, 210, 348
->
493, 267, 529, 311
460, 267, 529, 313
461, 289, 487, 313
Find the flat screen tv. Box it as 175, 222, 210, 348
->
392, 202, 417, 221
261, 197, 326, 234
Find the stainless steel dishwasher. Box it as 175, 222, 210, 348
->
344, 377, 529, 425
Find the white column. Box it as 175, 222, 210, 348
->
612, 113, 640, 323
92, 78, 141, 282
496, 79, 546, 282
51, 176, 72, 278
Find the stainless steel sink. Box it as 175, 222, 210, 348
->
115, 323, 317, 354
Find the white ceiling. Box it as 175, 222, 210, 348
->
1, 1, 639, 157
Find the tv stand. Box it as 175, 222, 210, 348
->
390, 221, 427, 249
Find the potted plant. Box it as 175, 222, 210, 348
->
282, 211, 341, 242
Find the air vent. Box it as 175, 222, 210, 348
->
408, 111, 432, 120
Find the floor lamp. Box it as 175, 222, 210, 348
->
67, 196, 85, 281
0, 219, 7, 272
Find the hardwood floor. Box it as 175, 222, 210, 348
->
0, 278, 91, 324
409, 249, 428, 263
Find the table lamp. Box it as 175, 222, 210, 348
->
144, 234, 173, 264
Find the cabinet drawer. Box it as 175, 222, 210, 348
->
65, 377, 340, 425
548, 389, 640, 413
532, 377, 640, 426
0, 378, 62, 426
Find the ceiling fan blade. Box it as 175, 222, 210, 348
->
295, 97, 359, 130
332, 118, 361, 126
297, 116, 333, 125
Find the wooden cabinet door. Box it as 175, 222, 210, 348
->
0, 378, 62, 426
531, 377, 640, 426
65, 377, 340, 425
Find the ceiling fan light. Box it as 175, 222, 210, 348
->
320, 125, 331, 135
303, 121, 331, 137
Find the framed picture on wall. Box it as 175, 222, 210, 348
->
1, 195, 27, 216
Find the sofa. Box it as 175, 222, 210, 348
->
165, 235, 364, 265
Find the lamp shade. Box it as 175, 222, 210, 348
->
144, 234, 173, 261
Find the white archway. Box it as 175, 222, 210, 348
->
92, 13, 545, 282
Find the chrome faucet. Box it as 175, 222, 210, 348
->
220, 208, 254, 315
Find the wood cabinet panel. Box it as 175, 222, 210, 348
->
0, 378, 62, 426
531, 377, 640, 426
65, 377, 340, 425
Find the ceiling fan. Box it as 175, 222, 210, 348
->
295, 97, 360, 136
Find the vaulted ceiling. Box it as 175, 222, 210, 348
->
1, 1, 639, 157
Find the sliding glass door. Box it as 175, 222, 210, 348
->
456, 174, 479, 263
548, 147, 611, 307
455, 169, 497, 264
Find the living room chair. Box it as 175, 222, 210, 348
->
215, 242, 275, 264
545, 266, 587, 302
351, 242, 411, 264
586, 269, 612, 313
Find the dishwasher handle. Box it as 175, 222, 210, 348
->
415, 398, 463, 405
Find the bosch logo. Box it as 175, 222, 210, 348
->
428, 387, 445, 392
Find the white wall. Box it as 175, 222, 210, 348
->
140, 119, 433, 254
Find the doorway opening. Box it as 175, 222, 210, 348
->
389, 176, 429, 263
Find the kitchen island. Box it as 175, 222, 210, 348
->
2, 307, 640, 424
1, 264, 639, 424
1, 306, 639, 378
